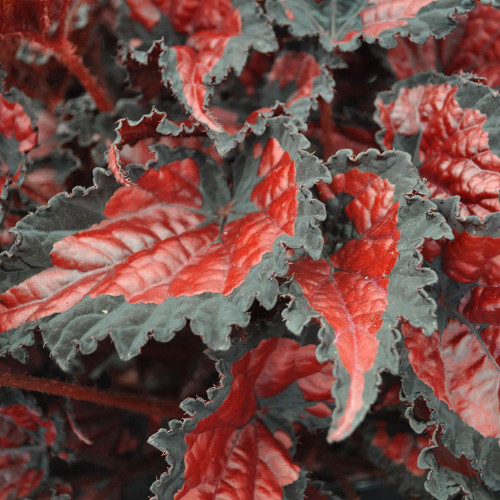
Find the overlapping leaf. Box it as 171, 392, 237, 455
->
419, 424, 498, 500
400, 203, 500, 494
265, 0, 475, 52
0, 89, 37, 210
0, 391, 60, 500
149, 333, 334, 499
387, 2, 500, 87
159, 0, 277, 133
208, 46, 339, 155
376, 72, 500, 218
282, 149, 452, 442
0, 116, 328, 369
403, 319, 500, 456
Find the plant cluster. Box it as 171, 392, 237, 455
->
0, 0, 498, 499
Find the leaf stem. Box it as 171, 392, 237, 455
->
53, 39, 114, 112
23, 34, 114, 112
0, 372, 183, 419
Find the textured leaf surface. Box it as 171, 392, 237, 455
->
210, 47, 338, 155
403, 320, 499, 441
387, 3, 500, 87
282, 149, 451, 442
160, 0, 277, 132
265, 0, 475, 51
400, 204, 500, 493
418, 424, 498, 500
376, 72, 500, 218
149, 335, 334, 499
0, 117, 328, 368
442, 228, 500, 327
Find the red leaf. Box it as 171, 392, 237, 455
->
209, 49, 335, 153
290, 168, 400, 441
171, 337, 333, 498
339, 0, 437, 44
0, 92, 37, 195
0, 404, 56, 447
169, 8, 242, 132
107, 109, 201, 186
126, 0, 233, 33
125, 0, 170, 31
388, 4, 500, 87
266, 0, 465, 51
234, 337, 334, 404
267, 52, 323, 108
441, 230, 500, 325
176, 376, 300, 499
0, 455, 43, 500
376, 82, 500, 217
160, 0, 277, 134
0, 138, 298, 331
403, 320, 500, 441
0, 95, 37, 155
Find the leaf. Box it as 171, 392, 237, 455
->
149, 334, 334, 499
419, 424, 498, 500
399, 201, 500, 494
159, 0, 277, 133
440, 223, 499, 328
0, 390, 59, 500
375, 72, 500, 218
387, 3, 500, 87
282, 149, 452, 442
404, 320, 499, 441
210, 45, 339, 155
0, 116, 328, 369
401, 324, 500, 493
0, 86, 38, 206
264, 0, 475, 52
107, 108, 202, 186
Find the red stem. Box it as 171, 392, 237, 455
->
53, 39, 114, 112
19, 33, 114, 112
0, 372, 183, 419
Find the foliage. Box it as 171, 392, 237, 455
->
0, 0, 498, 498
